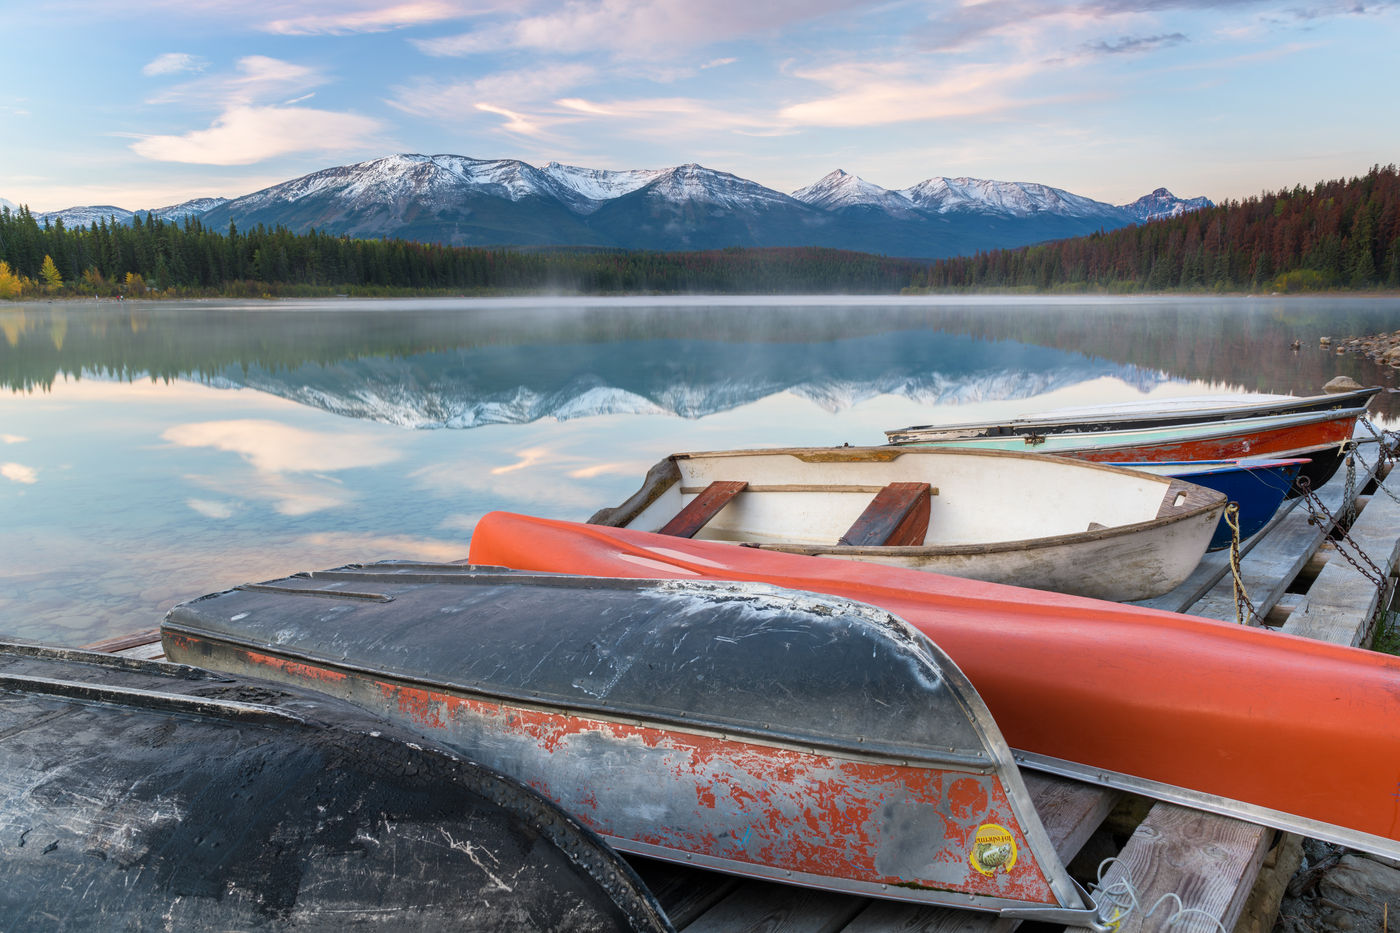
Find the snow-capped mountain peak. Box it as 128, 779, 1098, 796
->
541, 162, 665, 202
901, 176, 1122, 219
638, 163, 794, 208
1122, 187, 1213, 222
790, 170, 918, 216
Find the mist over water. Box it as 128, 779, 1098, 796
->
2, 295, 1397, 643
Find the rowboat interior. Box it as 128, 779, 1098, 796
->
593, 446, 1217, 549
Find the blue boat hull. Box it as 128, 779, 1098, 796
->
1112, 459, 1305, 551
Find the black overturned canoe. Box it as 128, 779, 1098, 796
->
0, 641, 671, 933
163, 564, 1103, 926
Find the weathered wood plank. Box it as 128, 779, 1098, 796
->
1282, 485, 1400, 646
1184, 453, 1378, 623
1063, 804, 1271, 933
660, 481, 748, 538
80, 628, 161, 653
628, 857, 741, 929
839, 483, 931, 546
681, 882, 866, 933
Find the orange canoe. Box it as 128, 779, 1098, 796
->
469, 510, 1400, 858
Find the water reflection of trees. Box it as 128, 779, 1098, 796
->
2, 300, 1395, 419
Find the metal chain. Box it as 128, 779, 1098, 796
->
1294, 468, 1388, 591
1225, 503, 1261, 625
1355, 417, 1400, 505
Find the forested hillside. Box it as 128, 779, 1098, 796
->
1, 165, 1396, 297
909, 165, 1400, 292
0, 206, 922, 297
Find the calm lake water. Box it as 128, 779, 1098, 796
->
3, 294, 1399, 646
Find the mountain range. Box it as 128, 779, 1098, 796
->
13, 154, 1212, 259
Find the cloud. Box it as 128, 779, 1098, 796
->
1083, 32, 1189, 53
389, 64, 596, 122
162, 420, 400, 473
263, 1, 468, 34
142, 53, 205, 76
1, 434, 26, 444
186, 498, 235, 519
147, 55, 326, 108
780, 59, 1040, 127
1, 463, 37, 484
130, 103, 383, 164
413, 0, 873, 58
915, 0, 1383, 51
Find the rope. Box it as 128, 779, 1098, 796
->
1091, 857, 1230, 932
1224, 503, 1258, 625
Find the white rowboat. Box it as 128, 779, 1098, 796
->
590, 446, 1226, 601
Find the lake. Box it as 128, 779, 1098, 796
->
2, 294, 1398, 646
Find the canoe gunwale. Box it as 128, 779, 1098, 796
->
160, 623, 996, 771
1016, 749, 1400, 863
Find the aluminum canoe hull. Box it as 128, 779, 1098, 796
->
467, 511, 1400, 860
162, 566, 1096, 922
0, 640, 670, 933
590, 446, 1224, 601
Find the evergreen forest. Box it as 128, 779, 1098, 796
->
1, 165, 1397, 298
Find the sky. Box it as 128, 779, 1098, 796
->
1, 0, 1397, 213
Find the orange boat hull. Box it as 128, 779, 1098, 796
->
468, 511, 1400, 856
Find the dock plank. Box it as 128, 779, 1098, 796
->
681, 882, 866, 933
1064, 804, 1271, 933
1186, 453, 1380, 623
1282, 479, 1400, 646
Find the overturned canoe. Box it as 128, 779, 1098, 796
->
163, 565, 1101, 926
1115, 458, 1305, 550
589, 446, 1224, 601
0, 640, 669, 933
466, 511, 1400, 862
884, 386, 1379, 443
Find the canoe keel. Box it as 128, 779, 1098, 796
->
163, 567, 1102, 925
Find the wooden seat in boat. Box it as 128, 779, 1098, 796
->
659, 481, 748, 537
838, 482, 932, 546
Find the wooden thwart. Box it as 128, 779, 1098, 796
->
838, 482, 932, 547
660, 481, 748, 537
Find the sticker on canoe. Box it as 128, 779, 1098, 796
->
969, 823, 1018, 876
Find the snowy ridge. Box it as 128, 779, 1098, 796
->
790, 170, 921, 217
1123, 187, 1213, 222
543, 162, 665, 203
899, 177, 1122, 219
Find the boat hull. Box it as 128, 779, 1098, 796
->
466, 512, 1400, 860
591, 446, 1224, 601
0, 641, 670, 932
162, 566, 1094, 921
893, 407, 1364, 466
1115, 459, 1305, 550
885, 387, 1379, 443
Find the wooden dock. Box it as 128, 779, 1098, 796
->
95, 444, 1400, 933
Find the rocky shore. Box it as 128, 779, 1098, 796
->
1321, 329, 1400, 366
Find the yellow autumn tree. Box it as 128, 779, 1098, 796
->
123, 271, 147, 296
0, 261, 22, 299
40, 255, 63, 292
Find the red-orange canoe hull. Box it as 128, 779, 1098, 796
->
468, 511, 1400, 857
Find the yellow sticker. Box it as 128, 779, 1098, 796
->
969, 823, 1018, 876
